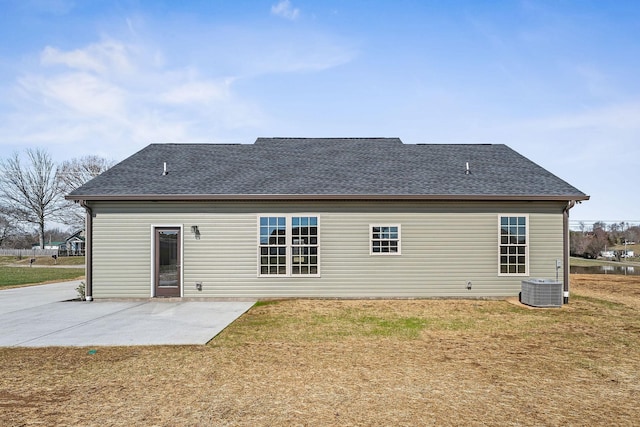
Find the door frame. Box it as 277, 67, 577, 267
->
150, 224, 184, 297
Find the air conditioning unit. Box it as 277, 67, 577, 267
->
520, 279, 562, 308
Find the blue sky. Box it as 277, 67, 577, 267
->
1, 0, 639, 222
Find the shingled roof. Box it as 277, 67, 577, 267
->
67, 138, 589, 201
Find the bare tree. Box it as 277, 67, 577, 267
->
570, 230, 588, 257
0, 207, 19, 247
56, 155, 114, 228
626, 226, 640, 244
585, 224, 609, 259
0, 148, 65, 249
57, 155, 114, 194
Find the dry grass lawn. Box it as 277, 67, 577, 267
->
1, 274, 639, 426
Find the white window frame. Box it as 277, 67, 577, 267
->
257, 214, 320, 277
498, 214, 529, 276
370, 224, 402, 256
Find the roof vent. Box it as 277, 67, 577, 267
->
465, 162, 471, 175
162, 162, 168, 176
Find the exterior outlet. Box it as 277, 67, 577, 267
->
196, 282, 202, 291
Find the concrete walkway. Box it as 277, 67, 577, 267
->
0, 281, 254, 347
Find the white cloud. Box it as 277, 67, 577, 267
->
0, 16, 356, 161
40, 41, 134, 75
271, 0, 300, 21
2, 38, 265, 158
18, 72, 126, 118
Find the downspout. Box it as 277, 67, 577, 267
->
80, 200, 93, 302
563, 200, 576, 304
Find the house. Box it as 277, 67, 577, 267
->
63, 229, 86, 256
66, 138, 589, 301
600, 250, 616, 259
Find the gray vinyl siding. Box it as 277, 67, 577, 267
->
90, 200, 565, 298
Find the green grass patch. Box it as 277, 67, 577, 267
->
352, 315, 428, 338
10, 256, 86, 266
253, 300, 282, 308
301, 312, 432, 339
0, 266, 85, 287
221, 302, 489, 345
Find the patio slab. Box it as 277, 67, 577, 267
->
0, 281, 254, 347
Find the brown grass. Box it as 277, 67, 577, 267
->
1, 274, 639, 426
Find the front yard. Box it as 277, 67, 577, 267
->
1, 274, 638, 426
0, 256, 85, 288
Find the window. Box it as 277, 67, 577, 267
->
259, 215, 319, 276
499, 215, 528, 275
291, 216, 319, 275
259, 216, 287, 275
371, 225, 401, 255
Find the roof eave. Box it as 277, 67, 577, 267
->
66, 193, 590, 202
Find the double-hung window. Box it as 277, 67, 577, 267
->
259, 215, 319, 276
259, 216, 287, 275
291, 216, 319, 274
499, 215, 528, 275
370, 225, 401, 255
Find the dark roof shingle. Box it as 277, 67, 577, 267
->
68, 138, 588, 201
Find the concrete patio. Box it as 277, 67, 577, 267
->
0, 281, 254, 347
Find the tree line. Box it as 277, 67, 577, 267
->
570, 221, 640, 259
0, 148, 114, 249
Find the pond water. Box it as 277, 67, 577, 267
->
570, 265, 640, 276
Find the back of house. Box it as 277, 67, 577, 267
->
67, 138, 588, 301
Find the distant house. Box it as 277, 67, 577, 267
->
63, 229, 86, 256
600, 250, 616, 259
67, 138, 588, 301
32, 231, 86, 255
601, 249, 635, 259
